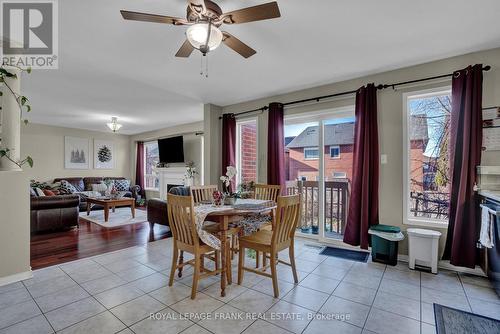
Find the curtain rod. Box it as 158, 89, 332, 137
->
139, 131, 204, 143
219, 65, 491, 120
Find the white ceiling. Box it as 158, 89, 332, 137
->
22, 0, 500, 134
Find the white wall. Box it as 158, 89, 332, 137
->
129, 121, 204, 199
21, 123, 132, 182
219, 47, 500, 257
0, 172, 31, 284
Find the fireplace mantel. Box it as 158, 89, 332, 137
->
153, 166, 187, 200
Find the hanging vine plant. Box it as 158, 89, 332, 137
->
0, 65, 33, 168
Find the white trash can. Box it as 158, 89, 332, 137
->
407, 228, 442, 274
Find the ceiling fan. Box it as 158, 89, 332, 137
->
120, 0, 281, 59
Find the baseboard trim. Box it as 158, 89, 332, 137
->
397, 254, 486, 277
0, 269, 33, 287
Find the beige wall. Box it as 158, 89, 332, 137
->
20, 123, 132, 183
0, 172, 31, 283
219, 47, 500, 258
129, 121, 204, 199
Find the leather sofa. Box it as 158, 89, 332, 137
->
147, 186, 190, 237
53, 177, 141, 212
30, 194, 80, 233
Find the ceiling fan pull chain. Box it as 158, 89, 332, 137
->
200, 53, 203, 76
206, 54, 209, 78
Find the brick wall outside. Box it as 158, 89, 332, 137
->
409, 140, 426, 192
240, 122, 257, 183
288, 145, 354, 181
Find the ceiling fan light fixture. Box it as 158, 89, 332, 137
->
107, 117, 123, 132
186, 22, 222, 52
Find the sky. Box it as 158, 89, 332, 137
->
284, 117, 355, 137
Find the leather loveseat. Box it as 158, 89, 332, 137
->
146, 186, 190, 237
30, 194, 80, 233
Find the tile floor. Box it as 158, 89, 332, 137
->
1, 237, 499, 334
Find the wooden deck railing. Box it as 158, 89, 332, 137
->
286, 180, 350, 235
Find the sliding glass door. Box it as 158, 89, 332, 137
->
284, 108, 354, 243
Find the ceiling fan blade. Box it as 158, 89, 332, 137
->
221, 2, 281, 24
120, 10, 188, 25
222, 32, 256, 58
175, 39, 195, 57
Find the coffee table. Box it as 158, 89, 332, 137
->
86, 197, 135, 222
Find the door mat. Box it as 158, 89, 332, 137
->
319, 246, 369, 262
434, 303, 500, 334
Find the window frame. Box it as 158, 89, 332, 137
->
303, 147, 319, 160
402, 87, 451, 228
143, 140, 160, 191
333, 171, 347, 178
235, 117, 258, 186
330, 145, 340, 159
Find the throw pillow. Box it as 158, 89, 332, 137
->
60, 180, 78, 194
114, 179, 131, 192
42, 189, 56, 196
91, 182, 108, 193
30, 187, 37, 197
34, 188, 45, 196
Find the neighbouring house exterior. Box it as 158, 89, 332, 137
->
239, 122, 257, 183
286, 118, 429, 189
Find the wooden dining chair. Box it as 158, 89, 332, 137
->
254, 183, 281, 202
190, 185, 218, 204
237, 194, 301, 298
253, 183, 281, 267
167, 193, 222, 299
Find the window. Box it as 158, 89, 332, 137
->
333, 172, 347, 178
144, 141, 159, 190
236, 119, 257, 186
404, 88, 451, 225
330, 145, 340, 158
304, 147, 319, 160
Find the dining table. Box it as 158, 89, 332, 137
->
185, 200, 277, 297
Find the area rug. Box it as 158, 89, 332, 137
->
434, 303, 500, 334
319, 246, 369, 262
79, 207, 148, 228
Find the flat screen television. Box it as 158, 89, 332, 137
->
158, 136, 184, 163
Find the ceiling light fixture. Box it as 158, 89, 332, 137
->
186, 21, 223, 55
107, 117, 122, 132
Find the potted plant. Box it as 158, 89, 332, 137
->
184, 161, 198, 186
301, 226, 311, 233
220, 166, 238, 205
0, 65, 33, 170
237, 181, 255, 199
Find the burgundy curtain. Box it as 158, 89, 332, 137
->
135, 141, 145, 197
267, 102, 286, 193
222, 113, 236, 192
343, 84, 379, 249
442, 64, 483, 268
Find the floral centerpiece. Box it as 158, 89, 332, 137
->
220, 166, 238, 205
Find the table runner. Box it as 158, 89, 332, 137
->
194, 203, 273, 250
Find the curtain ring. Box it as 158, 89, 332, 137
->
453, 71, 461, 78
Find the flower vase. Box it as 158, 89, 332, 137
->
224, 196, 236, 206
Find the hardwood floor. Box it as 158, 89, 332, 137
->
30, 217, 171, 270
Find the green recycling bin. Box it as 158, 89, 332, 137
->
368, 224, 404, 266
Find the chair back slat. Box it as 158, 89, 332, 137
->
272, 195, 301, 246
190, 185, 218, 204
254, 184, 281, 202
167, 194, 198, 247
